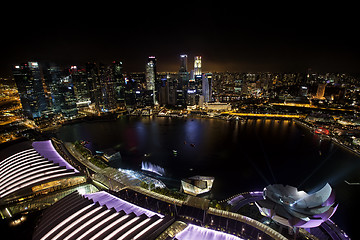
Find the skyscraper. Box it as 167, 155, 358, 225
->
316, 83, 326, 99
202, 73, 212, 103
194, 56, 203, 105
58, 75, 78, 117
145, 56, 157, 105
98, 63, 117, 112
187, 56, 202, 106
86, 62, 102, 111
145, 56, 156, 91
42, 62, 62, 112
194, 56, 202, 76
179, 54, 188, 72
12, 62, 48, 119
70, 66, 91, 105
177, 54, 189, 107
112, 61, 124, 106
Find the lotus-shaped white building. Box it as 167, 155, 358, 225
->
255, 183, 337, 228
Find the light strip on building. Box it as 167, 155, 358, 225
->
0, 162, 54, 186
52, 206, 104, 240
132, 218, 164, 239
40, 204, 94, 240
77, 212, 120, 240
117, 218, 152, 240
0, 167, 66, 195
0, 154, 43, 179
63, 209, 111, 240
0, 153, 40, 175
0, 150, 37, 172
0, 157, 47, 183
103, 216, 140, 240
0, 148, 35, 167
89, 215, 131, 240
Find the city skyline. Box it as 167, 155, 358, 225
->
1, 2, 359, 76
1, 2, 360, 235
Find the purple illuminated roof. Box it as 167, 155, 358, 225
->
32, 140, 78, 173
175, 224, 243, 240
84, 191, 163, 218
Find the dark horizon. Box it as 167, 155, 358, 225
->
1, 2, 359, 77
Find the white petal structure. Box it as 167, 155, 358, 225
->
255, 183, 337, 228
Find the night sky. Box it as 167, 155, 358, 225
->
1, 2, 359, 76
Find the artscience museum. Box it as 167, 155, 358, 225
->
255, 183, 338, 228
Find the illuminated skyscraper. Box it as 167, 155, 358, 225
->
202, 73, 212, 102
112, 61, 124, 105
98, 63, 117, 112
145, 56, 157, 105
145, 56, 156, 91
187, 56, 203, 106
86, 62, 102, 111
57, 75, 78, 117
70, 66, 91, 105
42, 63, 78, 117
42, 62, 62, 112
86, 62, 118, 112
316, 83, 326, 99
179, 54, 188, 72
12, 62, 48, 119
177, 54, 189, 107
194, 56, 202, 76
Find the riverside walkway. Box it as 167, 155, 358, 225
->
57, 140, 287, 240
56, 138, 350, 240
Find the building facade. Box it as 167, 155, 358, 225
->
145, 56, 157, 105
12, 62, 48, 119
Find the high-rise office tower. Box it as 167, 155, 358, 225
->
187, 56, 203, 106
42, 62, 62, 112
202, 73, 212, 103
86, 62, 118, 112
111, 61, 124, 106
145, 56, 157, 105
194, 56, 202, 76
145, 56, 156, 91
70, 66, 91, 105
12, 62, 48, 119
43, 64, 78, 117
58, 75, 78, 117
177, 54, 189, 107
99, 63, 117, 112
194, 56, 203, 105
86, 62, 102, 111
316, 83, 326, 99
179, 54, 188, 72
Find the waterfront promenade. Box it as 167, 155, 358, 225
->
57, 139, 288, 240
54, 126, 352, 240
